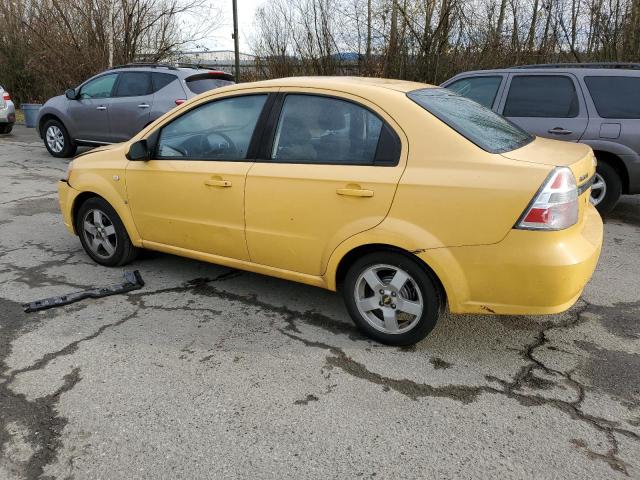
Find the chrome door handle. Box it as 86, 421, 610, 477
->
204, 179, 232, 187
336, 188, 374, 197
548, 127, 572, 135
137, 104, 150, 109
96, 106, 107, 111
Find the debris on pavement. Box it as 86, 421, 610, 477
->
23, 270, 145, 313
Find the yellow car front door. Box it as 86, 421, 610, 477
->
126, 93, 270, 260
245, 91, 407, 276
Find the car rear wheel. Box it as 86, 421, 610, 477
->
591, 161, 621, 215
75, 197, 138, 267
343, 252, 441, 346
43, 119, 77, 158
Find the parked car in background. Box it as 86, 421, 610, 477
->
37, 63, 234, 158
0, 85, 16, 134
442, 63, 640, 213
58, 77, 602, 346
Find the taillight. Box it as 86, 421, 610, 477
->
515, 167, 579, 231
175, 99, 186, 105
2, 92, 9, 101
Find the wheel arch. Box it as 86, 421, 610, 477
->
593, 150, 629, 194
38, 113, 65, 138
332, 243, 448, 310
68, 187, 142, 246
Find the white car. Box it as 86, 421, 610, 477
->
0, 85, 16, 134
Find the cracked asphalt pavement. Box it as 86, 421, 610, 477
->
1, 125, 639, 479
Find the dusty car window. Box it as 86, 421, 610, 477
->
156, 95, 267, 160
80, 74, 118, 99
408, 88, 533, 154
186, 78, 234, 94
271, 94, 383, 164
446, 76, 502, 108
584, 76, 640, 119
504, 75, 579, 118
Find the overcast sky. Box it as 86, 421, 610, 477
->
185, 0, 263, 54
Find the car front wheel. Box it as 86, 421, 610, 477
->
43, 119, 77, 158
343, 252, 441, 346
75, 197, 139, 267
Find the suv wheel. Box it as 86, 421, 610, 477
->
591, 161, 621, 215
75, 197, 139, 267
43, 119, 77, 158
343, 252, 441, 346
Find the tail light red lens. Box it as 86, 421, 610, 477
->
2, 92, 10, 101
175, 99, 186, 105
516, 167, 579, 231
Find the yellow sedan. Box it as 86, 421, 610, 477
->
58, 77, 603, 345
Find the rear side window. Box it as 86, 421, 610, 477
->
584, 76, 640, 119
115, 72, 152, 97
504, 75, 579, 118
186, 76, 234, 94
446, 76, 502, 108
270, 94, 398, 165
152, 73, 178, 93
408, 88, 533, 154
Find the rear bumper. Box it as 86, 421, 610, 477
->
0, 105, 15, 124
58, 180, 79, 235
424, 204, 603, 315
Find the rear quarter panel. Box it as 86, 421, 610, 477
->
384, 99, 551, 249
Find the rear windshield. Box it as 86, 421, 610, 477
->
185, 77, 234, 94
407, 88, 533, 154
584, 76, 640, 119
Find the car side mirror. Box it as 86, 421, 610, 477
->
65, 88, 78, 100
126, 140, 150, 161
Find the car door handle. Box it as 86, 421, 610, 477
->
336, 187, 374, 197
96, 106, 107, 111
548, 127, 572, 135
204, 179, 232, 188
138, 104, 150, 109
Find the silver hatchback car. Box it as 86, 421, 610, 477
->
37, 64, 234, 158
0, 85, 16, 134
442, 63, 640, 213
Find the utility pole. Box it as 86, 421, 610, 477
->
108, 0, 114, 67
232, 0, 240, 82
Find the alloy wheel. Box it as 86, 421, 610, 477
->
354, 264, 423, 334
46, 125, 65, 153
82, 209, 117, 259
590, 172, 607, 206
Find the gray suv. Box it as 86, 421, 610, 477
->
442, 63, 640, 213
37, 64, 233, 158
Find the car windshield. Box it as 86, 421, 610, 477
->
407, 88, 533, 154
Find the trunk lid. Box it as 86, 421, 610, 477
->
501, 136, 596, 188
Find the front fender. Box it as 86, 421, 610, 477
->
67, 165, 142, 246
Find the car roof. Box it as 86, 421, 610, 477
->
449, 64, 640, 78
107, 64, 233, 79
235, 76, 436, 93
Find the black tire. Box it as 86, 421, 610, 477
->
592, 161, 622, 215
0, 124, 12, 134
75, 197, 139, 267
343, 252, 441, 346
43, 119, 77, 158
